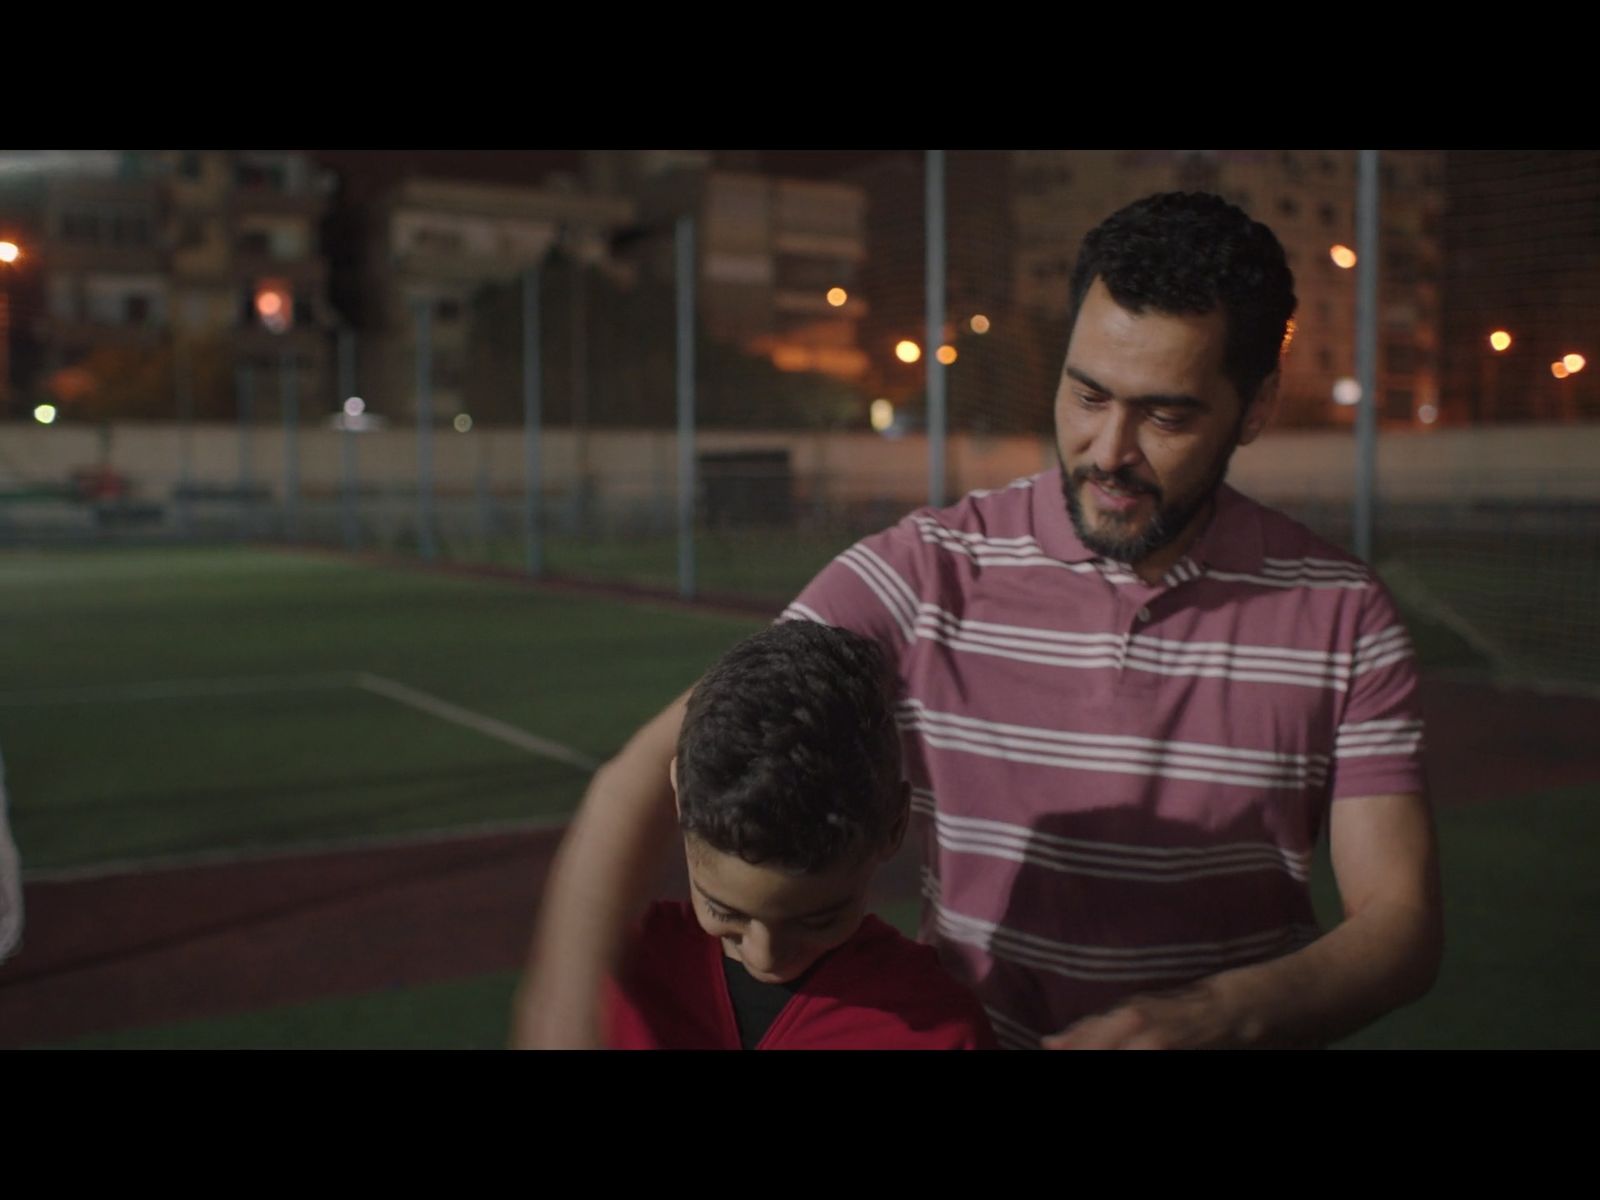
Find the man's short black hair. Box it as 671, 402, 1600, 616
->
675, 620, 903, 873
1068, 191, 1298, 405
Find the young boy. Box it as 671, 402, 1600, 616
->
602, 620, 996, 1050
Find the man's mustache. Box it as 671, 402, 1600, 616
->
1071, 466, 1162, 501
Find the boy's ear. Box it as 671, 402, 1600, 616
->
882, 781, 911, 860
669, 755, 681, 818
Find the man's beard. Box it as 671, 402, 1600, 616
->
1058, 441, 1238, 566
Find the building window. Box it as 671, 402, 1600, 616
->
1385, 249, 1419, 283
178, 218, 206, 250
237, 230, 273, 257
61, 212, 100, 244
237, 160, 288, 192
125, 295, 151, 326
1386, 342, 1417, 373
1385, 388, 1415, 421
1319, 202, 1336, 227
436, 298, 462, 323
1277, 196, 1299, 219
414, 226, 464, 254
1318, 348, 1333, 371
180, 152, 202, 179
111, 215, 151, 247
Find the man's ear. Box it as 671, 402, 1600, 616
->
669, 755, 681, 819
1239, 369, 1280, 447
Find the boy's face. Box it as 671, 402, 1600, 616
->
682, 834, 884, 985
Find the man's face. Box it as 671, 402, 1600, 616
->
1053, 279, 1274, 569
682, 834, 880, 985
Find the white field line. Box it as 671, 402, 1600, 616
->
22, 814, 573, 885
1377, 560, 1516, 676
6, 669, 603, 882
0, 669, 603, 771
352, 672, 601, 773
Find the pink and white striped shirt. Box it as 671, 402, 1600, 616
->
785, 469, 1426, 1049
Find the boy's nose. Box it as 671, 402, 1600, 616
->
740, 924, 791, 975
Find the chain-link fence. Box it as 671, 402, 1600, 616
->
2, 148, 1596, 683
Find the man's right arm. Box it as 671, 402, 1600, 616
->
509, 689, 691, 1049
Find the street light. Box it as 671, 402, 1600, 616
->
1489, 330, 1512, 352
0, 239, 21, 412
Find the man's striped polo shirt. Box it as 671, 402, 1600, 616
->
783, 468, 1426, 1050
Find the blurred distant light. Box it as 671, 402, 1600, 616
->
1417, 403, 1439, 425
0, 241, 19, 264
936, 345, 958, 365
1489, 330, 1512, 352
453, 413, 473, 433
1551, 362, 1570, 379
895, 340, 922, 364
1562, 353, 1586, 374
33, 403, 57, 425
1330, 244, 1357, 269
254, 280, 293, 334
343, 396, 366, 417
826, 287, 848, 307
870, 398, 894, 432
1332, 377, 1361, 406
1281, 316, 1297, 355
970, 314, 991, 334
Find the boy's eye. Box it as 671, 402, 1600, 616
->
1149, 409, 1187, 429
706, 904, 745, 924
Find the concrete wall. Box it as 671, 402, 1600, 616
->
5, 420, 1597, 508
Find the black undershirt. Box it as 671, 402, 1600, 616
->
720, 955, 803, 1050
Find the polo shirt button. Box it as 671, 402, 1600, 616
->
1137, 606, 1151, 622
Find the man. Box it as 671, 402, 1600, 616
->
514, 191, 1442, 1050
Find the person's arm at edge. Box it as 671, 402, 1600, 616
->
1044, 789, 1443, 1049
508, 690, 691, 1049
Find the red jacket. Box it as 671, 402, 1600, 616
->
603, 901, 997, 1050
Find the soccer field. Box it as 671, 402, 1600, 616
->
0, 546, 763, 871
3, 545, 1596, 1050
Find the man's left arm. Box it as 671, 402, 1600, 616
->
1045, 789, 1443, 1049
